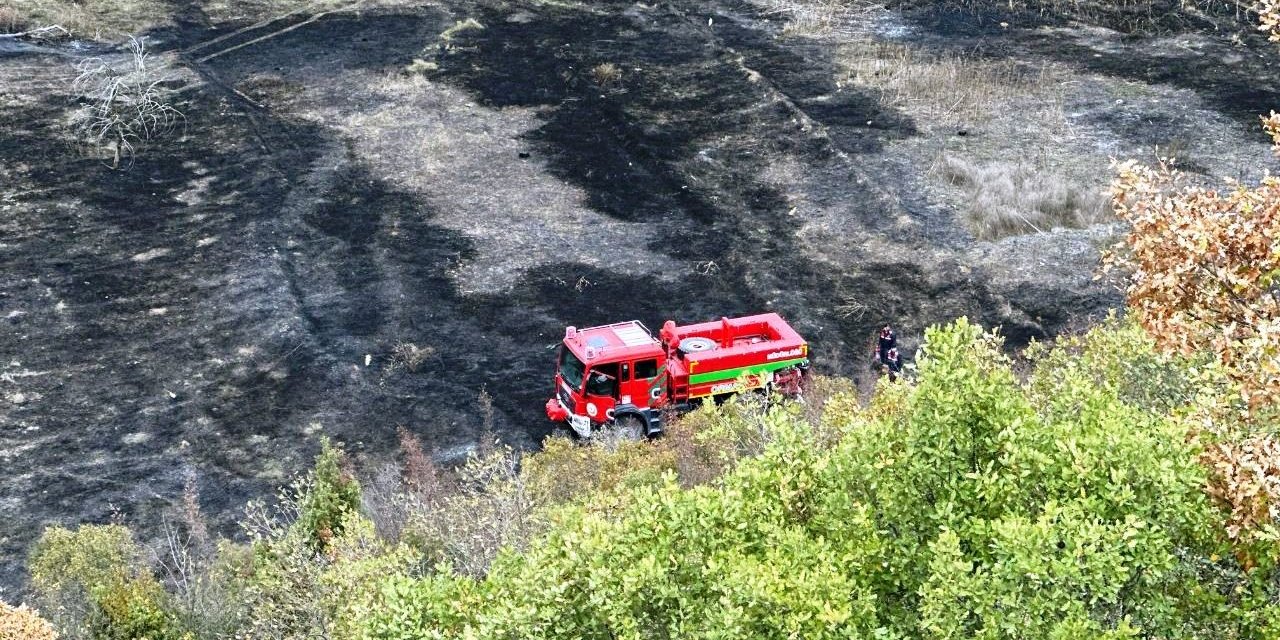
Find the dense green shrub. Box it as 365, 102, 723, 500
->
236, 511, 415, 640
368, 318, 1279, 639
296, 437, 363, 550
232, 439, 408, 639
29, 525, 188, 640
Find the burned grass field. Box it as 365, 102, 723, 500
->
2, 0, 1279, 591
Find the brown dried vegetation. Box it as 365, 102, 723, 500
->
0, 601, 58, 640
1105, 4, 1280, 552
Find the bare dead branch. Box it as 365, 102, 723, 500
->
69, 35, 184, 170
0, 25, 70, 41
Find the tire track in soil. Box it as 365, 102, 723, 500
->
431, 0, 1040, 363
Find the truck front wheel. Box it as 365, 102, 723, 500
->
612, 414, 646, 442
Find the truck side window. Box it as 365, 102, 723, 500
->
586, 363, 619, 396
635, 359, 658, 379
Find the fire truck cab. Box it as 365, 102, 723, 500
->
545, 313, 809, 439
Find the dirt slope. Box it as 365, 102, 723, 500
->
2, 0, 1277, 592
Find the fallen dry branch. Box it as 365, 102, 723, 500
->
196, 0, 367, 63
0, 24, 69, 41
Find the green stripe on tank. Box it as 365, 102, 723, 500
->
688, 358, 807, 385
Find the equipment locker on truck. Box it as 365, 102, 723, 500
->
545, 313, 810, 438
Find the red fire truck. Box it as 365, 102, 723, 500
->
544, 313, 810, 438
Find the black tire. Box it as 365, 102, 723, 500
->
613, 414, 646, 441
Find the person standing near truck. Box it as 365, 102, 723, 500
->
885, 347, 902, 382
875, 324, 897, 366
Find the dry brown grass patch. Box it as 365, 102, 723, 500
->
759, 0, 874, 37
591, 62, 622, 87
836, 40, 1063, 130
387, 342, 434, 374
939, 155, 1109, 240
0, 0, 169, 39
438, 17, 484, 50
0, 6, 22, 33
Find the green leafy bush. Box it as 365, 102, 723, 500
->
29, 525, 188, 640
236, 510, 414, 640
296, 437, 362, 550
368, 318, 1279, 639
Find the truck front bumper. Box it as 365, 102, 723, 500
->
546, 398, 592, 437
545, 398, 569, 422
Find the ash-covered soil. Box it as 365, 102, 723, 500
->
2, 0, 1278, 592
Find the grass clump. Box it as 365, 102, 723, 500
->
949, 0, 1257, 34
0, 0, 169, 39
837, 40, 1062, 130
590, 62, 622, 87
767, 0, 857, 36
438, 17, 483, 51
387, 342, 434, 374
939, 154, 1108, 239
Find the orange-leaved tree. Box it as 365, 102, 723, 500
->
1104, 5, 1280, 553
1264, 0, 1280, 43
1106, 129, 1280, 414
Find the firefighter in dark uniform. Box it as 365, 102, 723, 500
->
885, 347, 902, 382
875, 324, 897, 367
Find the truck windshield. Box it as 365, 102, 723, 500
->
559, 347, 585, 390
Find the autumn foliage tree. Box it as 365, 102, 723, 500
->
1103, 5, 1280, 553
1106, 122, 1280, 550
1263, 0, 1280, 43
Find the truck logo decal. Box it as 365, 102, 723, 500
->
647, 366, 667, 399
766, 347, 804, 360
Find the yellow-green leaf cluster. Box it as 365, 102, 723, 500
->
29, 525, 189, 640
1262, 0, 1280, 43
0, 601, 57, 640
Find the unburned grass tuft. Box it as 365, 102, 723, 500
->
591, 62, 622, 87
404, 58, 439, 75
837, 40, 1063, 130
439, 17, 484, 47
199, 0, 355, 24
0, 6, 20, 33
763, 0, 866, 36
939, 155, 1109, 240
947, 0, 1256, 34
0, 0, 169, 39
387, 342, 434, 374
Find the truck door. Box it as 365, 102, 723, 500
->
630, 357, 665, 408
583, 362, 620, 422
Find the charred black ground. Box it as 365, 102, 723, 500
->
2, 0, 1277, 593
